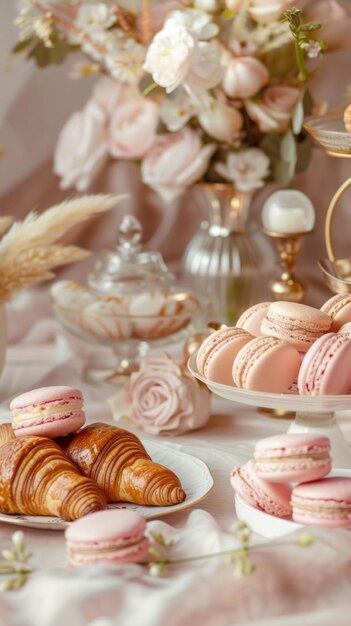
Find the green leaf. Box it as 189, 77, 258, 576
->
300, 21, 322, 32
292, 101, 304, 135
303, 88, 314, 117
274, 160, 293, 187
280, 130, 297, 164
295, 134, 312, 173
12, 38, 34, 54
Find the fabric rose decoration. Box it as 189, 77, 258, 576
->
245, 86, 301, 133
53, 100, 108, 192
141, 127, 216, 202
119, 355, 211, 436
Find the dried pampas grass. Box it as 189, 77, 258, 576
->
0, 193, 126, 303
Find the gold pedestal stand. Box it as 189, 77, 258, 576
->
263, 230, 312, 303
304, 114, 351, 294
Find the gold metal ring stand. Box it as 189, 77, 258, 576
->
304, 115, 351, 294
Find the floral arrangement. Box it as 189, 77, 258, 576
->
12, 0, 342, 201
109, 354, 211, 436
0, 194, 121, 303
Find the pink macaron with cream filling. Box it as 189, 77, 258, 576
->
196, 327, 253, 385
321, 294, 351, 332
291, 477, 351, 528
65, 509, 150, 567
298, 332, 351, 396
10, 386, 86, 438
261, 301, 332, 352
254, 433, 331, 483
236, 302, 272, 337
232, 336, 301, 393
231, 459, 292, 517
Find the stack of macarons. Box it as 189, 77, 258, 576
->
196, 295, 351, 395
231, 433, 351, 528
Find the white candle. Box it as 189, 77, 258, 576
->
268, 206, 307, 233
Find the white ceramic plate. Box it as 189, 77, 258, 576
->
188, 353, 351, 412
234, 469, 351, 538
0, 441, 214, 531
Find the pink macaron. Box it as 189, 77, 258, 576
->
65, 509, 150, 567
261, 301, 332, 352
10, 386, 86, 438
254, 434, 331, 483
232, 336, 301, 393
236, 302, 272, 337
291, 477, 351, 528
196, 327, 253, 385
321, 294, 351, 332
231, 459, 292, 517
298, 332, 351, 396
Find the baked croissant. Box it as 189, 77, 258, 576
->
62, 423, 186, 506
0, 423, 15, 447
0, 436, 107, 520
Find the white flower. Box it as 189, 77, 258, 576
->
184, 40, 224, 106
14, 2, 54, 47
167, 9, 219, 39
12, 531, 25, 552
161, 90, 198, 131
76, 3, 116, 33
302, 40, 323, 59
215, 148, 270, 191
143, 18, 222, 106
143, 22, 196, 92
81, 30, 122, 63
194, 0, 221, 12
106, 39, 146, 84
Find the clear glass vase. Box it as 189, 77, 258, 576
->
182, 183, 274, 324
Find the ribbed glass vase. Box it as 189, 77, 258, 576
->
182, 183, 273, 324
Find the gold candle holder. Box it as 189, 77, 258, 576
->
263, 229, 313, 303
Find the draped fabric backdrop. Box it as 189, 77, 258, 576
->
0, 1, 351, 307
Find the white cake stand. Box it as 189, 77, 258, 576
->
188, 353, 351, 468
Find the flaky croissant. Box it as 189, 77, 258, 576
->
0, 423, 15, 448
0, 436, 107, 520
61, 423, 186, 506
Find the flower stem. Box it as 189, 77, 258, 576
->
147, 538, 300, 567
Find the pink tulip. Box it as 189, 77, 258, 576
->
223, 57, 269, 99
199, 102, 243, 142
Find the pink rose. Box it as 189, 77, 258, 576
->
223, 56, 269, 99
108, 96, 159, 159
245, 86, 301, 133
124, 355, 211, 436
53, 101, 108, 192
141, 128, 216, 202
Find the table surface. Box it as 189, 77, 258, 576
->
1, 298, 351, 626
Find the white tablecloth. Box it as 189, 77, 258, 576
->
1, 291, 351, 626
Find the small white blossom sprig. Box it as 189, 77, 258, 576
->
0, 531, 33, 591
147, 522, 315, 578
